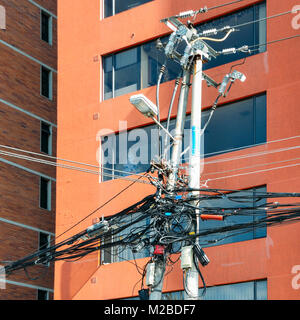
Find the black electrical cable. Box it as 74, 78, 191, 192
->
193, 253, 207, 298
4, 183, 300, 280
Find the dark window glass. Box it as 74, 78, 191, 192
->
41, 122, 51, 154
198, 186, 267, 248
199, 94, 266, 157
116, 216, 150, 261
104, 0, 153, 18
124, 279, 267, 300
103, 56, 113, 100
38, 232, 50, 266
202, 280, 267, 300
103, 2, 266, 100
41, 11, 50, 43
101, 94, 266, 180
254, 94, 267, 144
101, 216, 150, 263
40, 177, 50, 210
104, 0, 113, 17
39, 232, 49, 250
142, 41, 182, 88
37, 289, 48, 300
255, 279, 268, 300
196, 2, 266, 71
41, 66, 51, 98
101, 235, 116, 264
115, 47, 140, 97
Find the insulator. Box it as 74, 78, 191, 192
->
222, 47, 237, 55
202, 28, 217, 36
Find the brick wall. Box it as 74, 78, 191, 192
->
0, 0, 57, 300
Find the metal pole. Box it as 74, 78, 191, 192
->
167, 70, 191, 190
149, 70, 191, 300
184, 56, 203, 300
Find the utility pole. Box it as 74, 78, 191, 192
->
184, 56, 203, 300
149, 70, 191, 300
138, 5, 247, 300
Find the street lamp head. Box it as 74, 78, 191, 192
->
129, 94, 158, 118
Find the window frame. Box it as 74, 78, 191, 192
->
99, 214, 151, 265
40, 121, 52, 155
161, 279, 267, 300
38, 232, 51, 267
102, 1, 266, 101
39, 176, 51, 211
40, 66, 53, 100
37, 289, 49, 300
103, 0, 153, 18
198, 185, 267, 248
40, 10, 52, 45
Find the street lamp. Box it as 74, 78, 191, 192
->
129, 94, 158, 118
129, 94, 175, 141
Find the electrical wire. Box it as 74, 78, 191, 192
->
192, 28, 234, 43
1, 135, 299, 187
206, 0, 247, 12
0, 145, 155, 183
199, 7, 300, 37
247, 34, 300, 53
156, 64, 166, 158
182, 143, 300, 166
201, 157, 300, 178
207, 162, 300, 182
232, 8, 300, 30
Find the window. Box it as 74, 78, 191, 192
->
38, 232, 51, 266
161, 279, 267, 300
40, 177, 51, 210
37, 289, 49, 300
100, 93, 266, 181
191, 93, 267, 158
198, 186, 267, 248
197, 1, 266, 71
103, 38, 182, 100
103, 2, 266, 100
41, 122, 52, 155
100, 215, 151, 264
104, 0, 153, 18
41, 11, 52, 44
41, 66, 52, 99
124, 279, 267, 300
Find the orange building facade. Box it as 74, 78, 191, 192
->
55, 0, 300, 300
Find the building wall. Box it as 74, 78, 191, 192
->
56, 0, 300, 300
0, 0, 57, 300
